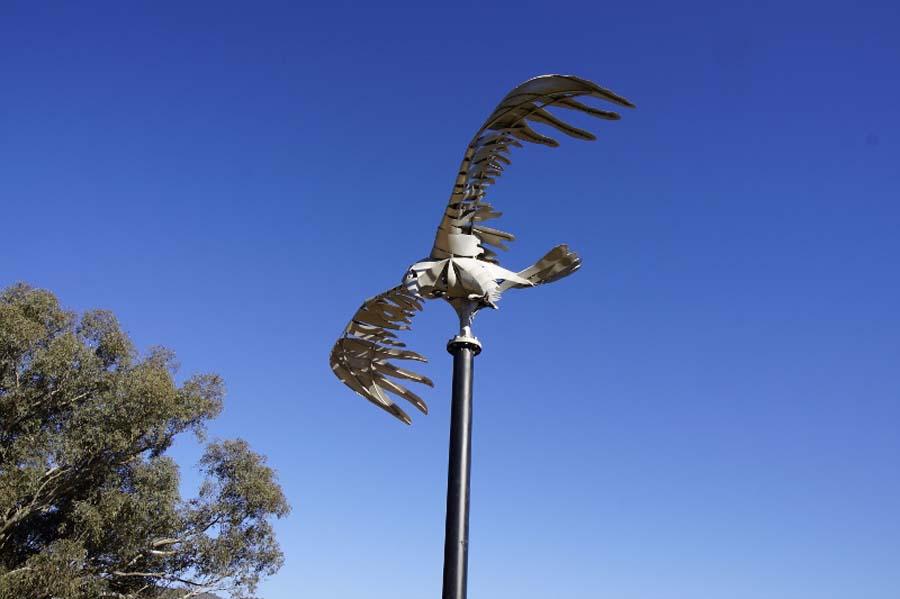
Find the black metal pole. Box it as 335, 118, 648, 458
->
442, 336, 480, 599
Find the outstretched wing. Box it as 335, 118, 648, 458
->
431, 74, 635, 262
330, 285, 433, 425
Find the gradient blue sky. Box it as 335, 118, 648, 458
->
3, 2, 899, 598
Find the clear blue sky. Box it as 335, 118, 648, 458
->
3, 1, 899, 598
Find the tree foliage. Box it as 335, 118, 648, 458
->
0, 284, 289, 599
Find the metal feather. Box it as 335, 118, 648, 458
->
330, 286, 433, 424
431, 74, 635, 260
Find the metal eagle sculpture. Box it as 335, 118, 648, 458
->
330, 74, 634, 424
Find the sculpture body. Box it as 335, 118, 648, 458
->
330, 74, 634, 424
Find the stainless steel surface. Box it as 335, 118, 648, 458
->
330, 74, 634, 424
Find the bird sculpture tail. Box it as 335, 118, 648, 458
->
499, 245, 582, 292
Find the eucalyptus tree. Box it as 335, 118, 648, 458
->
0, 283, 289, 599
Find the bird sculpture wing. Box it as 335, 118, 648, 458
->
330, 285, 433, 424
431, 74, 635, 262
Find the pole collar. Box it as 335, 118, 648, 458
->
447, 334, 482, 355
